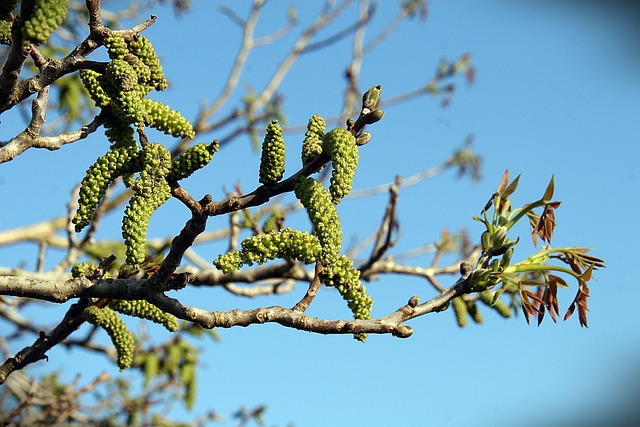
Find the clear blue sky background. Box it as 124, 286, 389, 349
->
1, 1, 639, 426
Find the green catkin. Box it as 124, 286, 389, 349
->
321, 255, 373, 339
73, 146, 142, 232
109, 299, 179, 332
467, 301, 483, 324
103, 32, 129, 60
141, 98, 195, 139
322, 128, 359, 204
181, 362, 196, 410
83, 305, 135, 370
301, 114, 325, 167
213, 228, 321, 273
258, 120, 286, 185
293, 177, 342, 267
0, 20, 12, 45
105, 59, 146, 125
104, 118, 136, 149
21, 0, 68, 45
122, 143, 172, 266
126, 34, 167, 91
167, 141, 219, 182
140, 353, 159, 387
452, 297, 468, 327
105, 58, 138, 92
123, 53, 152, 95
479, 290, 512, 318
79, 69, 111, 107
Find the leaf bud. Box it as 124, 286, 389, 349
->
393, 324, 413, 338
480, 230, 491, 252
355, 131, 371, 146
408, 295, 420, 308
362, 85, 382, 110
459, 260, 471, 276
364, 108, 385, 125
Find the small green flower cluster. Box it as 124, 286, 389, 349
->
294, 177, 342, 267
70, 262, 97, 278
259, 120, 286, 185
301, 114, 325, 166
21, 0, 68, 45
0, 20, 12, 46
122, 143, 172, 266
142, 98, 195, 139
80, 32, 194, 138
73, 146, 142, 232
322, 128, 359, 204
214, 228, 321, 273
109, 299, 179, 332
321, 255, 373, 341
167, 141, 219, 182
83, 305, 135, 370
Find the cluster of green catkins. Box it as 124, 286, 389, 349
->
122, 143, 172, 266
212, 114, 374, 339
21, 0, 68, 45
80, 32, 193, 139
452, 291, 512, 328
83, 305, 135, 370
74, 139, 217, 266
109, 299, 179, 332
259, 120, 286, 185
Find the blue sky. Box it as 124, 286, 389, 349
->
1, 1, 639, 426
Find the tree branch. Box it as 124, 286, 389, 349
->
0, 112, 105, 164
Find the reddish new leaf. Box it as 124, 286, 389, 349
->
563, 283, 590, 327
502, 174, 521, 200
497, 169, 510, 194
545, 277, 560, 323
577, 284, 590, 328
564, 301, 576, 321
537, 303, 545, 326
542, 175, 555, 201
527, 211, 541, 247
532, 202, 560, 245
